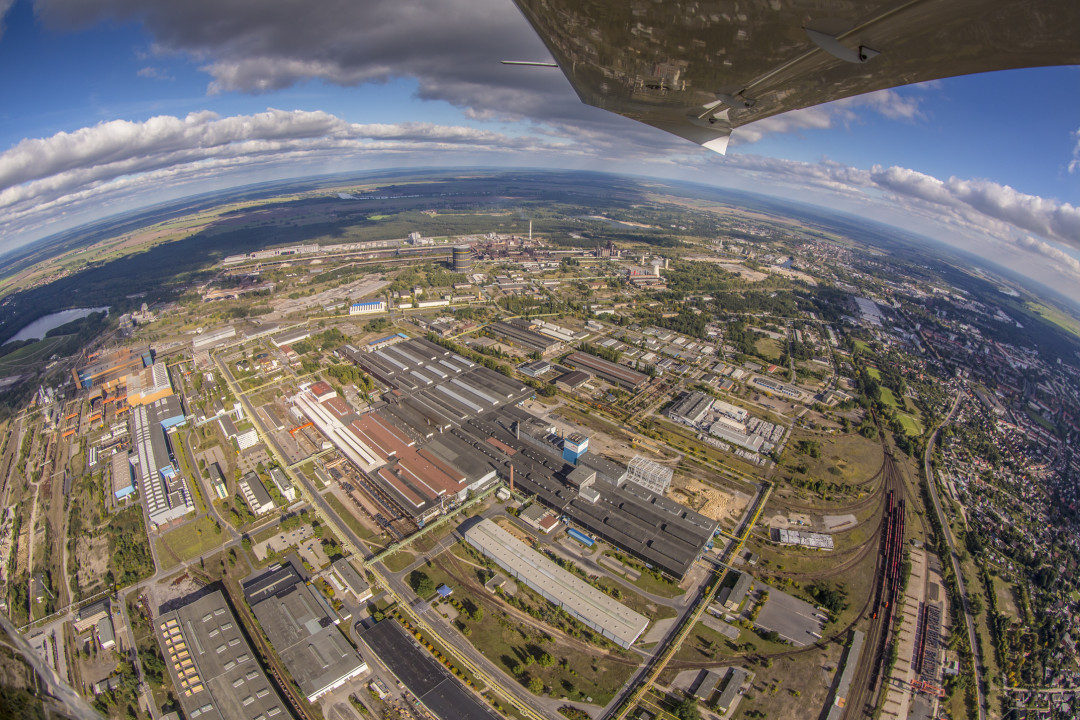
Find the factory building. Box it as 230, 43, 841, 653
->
666, 391, 713, 425
772, 528, 834, 550
564, 352, 648, 390
245, 563, 368, 702
292, 339, 525, 525
349, 299, 387, 315
191, 325, 236, 352
464, 518, 648, 649
554, 370, 590, 392
489, 321, 563, 355
719, 571, 753, 611
131, 397, 194, 528
126, 362, 174, 407
517, 360, 551, 378
209, 463, 228, 500
155, 590, 287, 720
270, 327, 312, 348
238, 472, 275, 516
750, 375, 802, 399
73, 346, 152, 390
111, 450, 135, 500
711, 398, 748, 422
452, 244, 473, 273
708, 422, 764, 452
269, 468, 296, 502
470, 406, 713, 579
328, 558, 372, 604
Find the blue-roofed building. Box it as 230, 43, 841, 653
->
436, 584, 453, 599
349, 299, 387, 315
367, 333, 409, 351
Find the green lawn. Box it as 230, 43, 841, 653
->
155, 515, 227, 569
428, 551, 637, 704
896, 412, 923, 436
754, 337, 784, 363
879, 386, 899, 408
601, 552, 685, 599
326, 494, 383, 545
383, 549, 416, 573
865, 366, 881, 380
853, 340, 870, 353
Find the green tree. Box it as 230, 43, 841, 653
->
672, 697, 701, 720
409, 571, 435, 597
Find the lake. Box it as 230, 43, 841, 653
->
5, 307, 110, 344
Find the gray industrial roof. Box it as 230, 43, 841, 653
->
464, 518, 648, 648
155, 590, 286, 720
246, 566, 367, 701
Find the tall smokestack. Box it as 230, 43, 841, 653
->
509, 464, 515, 494
528, 220, 532, 242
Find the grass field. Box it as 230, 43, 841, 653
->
155, 515, 226, 570
754, 336, 784, 363
0, 336, 66, 377
427, 549, 637, 705
326, 494, 383, 546
992, 575, 1020, 621
878, 386, 899, 408
383, 549, 416, 573
781, 428, 883, 487
896, 412, 923, 436
853, 339, 871, 353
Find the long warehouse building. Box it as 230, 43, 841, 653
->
564, 352, 648, 390
464, 518, 649, 649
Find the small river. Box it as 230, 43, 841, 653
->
5, 307, 110, 344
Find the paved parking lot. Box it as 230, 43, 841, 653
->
753, 587, 826, 646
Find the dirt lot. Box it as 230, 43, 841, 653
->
669, 477, 748, 523
75, 536, 109, 591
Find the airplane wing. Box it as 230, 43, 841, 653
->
510, 0, 1080, 153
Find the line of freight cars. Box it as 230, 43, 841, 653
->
869, 490, 906, 691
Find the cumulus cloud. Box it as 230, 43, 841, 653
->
732, 89, 925, 146
0, 108, 565, 242
32, 0, 933, 153
866, 166, 1080, 249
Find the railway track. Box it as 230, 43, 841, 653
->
765, 457, 887, 516
841, 447, 930, 719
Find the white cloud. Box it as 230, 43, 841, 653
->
136, 66, 175, 81
732, 89, 925, 146
0, 0, 15, 38
0, 109, 569, 243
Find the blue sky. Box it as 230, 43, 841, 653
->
1, 0, 1080, 301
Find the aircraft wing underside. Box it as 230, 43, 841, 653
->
510, 0, 1080, 153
